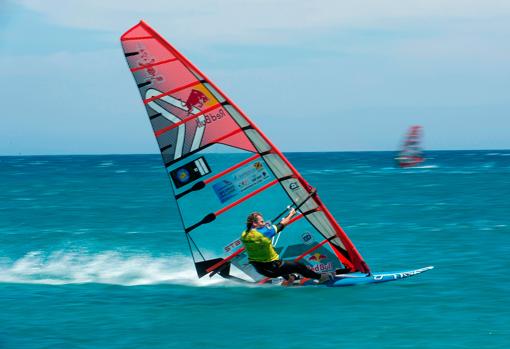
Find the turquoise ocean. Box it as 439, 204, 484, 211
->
1, 150, 509, 348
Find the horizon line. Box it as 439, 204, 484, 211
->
1, 148, 509, 157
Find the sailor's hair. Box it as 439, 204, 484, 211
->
246, 212, 261, 231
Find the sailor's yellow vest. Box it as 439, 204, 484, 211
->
240, 227, 279, 262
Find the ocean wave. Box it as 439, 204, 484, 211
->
444, 171, 475, 174
0, 251, 232, 287
97, 162, 115, 167
304, 165, 441, 174
486, 152, 510, 157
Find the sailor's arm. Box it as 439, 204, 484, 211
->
276, 208, 296, 232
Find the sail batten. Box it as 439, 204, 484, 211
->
131, 58, 178, 72
204, 154, 262, 184
143, 81, 203, 104
122, 35, 154, 41
215, 179, 279, 216
154, 103, 223, 137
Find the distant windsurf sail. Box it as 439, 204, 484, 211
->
120, 20, 370, 282
395, 125, 425, 168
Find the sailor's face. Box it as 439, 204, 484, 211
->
253, 215, 265, 228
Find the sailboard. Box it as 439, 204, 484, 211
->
120, 21, 432, 287
395, 125, 425, 168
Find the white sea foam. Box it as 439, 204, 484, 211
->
486, 152, 510, 156
406, 165, 438, 169
97, 162, 114, 167
0, 251, 233, 287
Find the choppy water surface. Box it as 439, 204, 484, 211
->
1, 151, 509, 348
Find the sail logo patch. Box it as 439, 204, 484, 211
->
185, 89, 208, 113
224, 238, 242, 253
308, 262, 334, 272
301, 232, 313, 245
136, 45, 164, 83
213, 161, 270, 203
170, 157, 211, 188
308, 251, 334, 272
176, 168, 190, 183
289, 181, 299, 191
196, 109, 225, 128
309, 253, 327, 262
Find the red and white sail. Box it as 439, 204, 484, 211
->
120, 21, 370, 282
395, 126, 425, 168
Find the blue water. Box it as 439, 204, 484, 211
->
1, 151, 509, 348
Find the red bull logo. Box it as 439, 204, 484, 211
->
308, 253, 327, 262
195, 109, 225, 128
185, 89, 208, 112
308, 262, 333, 272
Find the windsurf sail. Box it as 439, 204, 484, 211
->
120, 20, 370, 283
395, 125, 425, 168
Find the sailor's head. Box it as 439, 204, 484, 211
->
246, 212, 264, 230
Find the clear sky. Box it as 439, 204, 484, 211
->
1, 0, 509, 155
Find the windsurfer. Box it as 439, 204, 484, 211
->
241, 209, 334, 285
